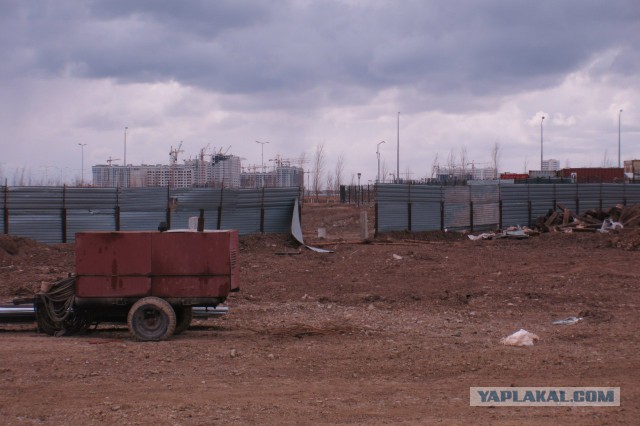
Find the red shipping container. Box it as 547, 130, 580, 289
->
75, 230, 239, 300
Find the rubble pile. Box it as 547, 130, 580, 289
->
534, 204, 640, 234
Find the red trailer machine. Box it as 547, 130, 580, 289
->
35, 230, 239, 341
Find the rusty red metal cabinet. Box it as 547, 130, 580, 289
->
75, 230, 239, 302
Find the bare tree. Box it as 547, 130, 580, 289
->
431, 152, 440, 179
326, 174, 335, 196
404, 165, 412, 182
13, 166, 27, 186
334, 154, 345, 191
460, 146, 468, 179
490, 141, 501, 179
380, 160, 389, 183
446, 149, 457, 178
312, 142, 326, 198
602, 149, 612, 167
523, 155, 529, 174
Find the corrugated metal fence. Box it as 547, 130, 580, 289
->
376, 183, 640, 233
1, 186, 300, 244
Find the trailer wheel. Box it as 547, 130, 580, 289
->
127, 297, 176, 341
173, 306, 193, 335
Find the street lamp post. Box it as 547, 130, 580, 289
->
540, 116, 545, 171
255, 140, 269, 187
124, 127, 128, 167
78, 143, 87, 186
396, 112, 400, 183
376, 141, 385, 183
618, 109, 623, 168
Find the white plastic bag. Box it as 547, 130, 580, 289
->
500, 329, 539, 346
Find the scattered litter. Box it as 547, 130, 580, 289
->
392, 254, 403, 260
599, 219, 623, 233
552, 316, 583, 325
468, 227, 530, 241
500, 329, 540, 347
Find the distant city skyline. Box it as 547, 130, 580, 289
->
1, 1, 638, 186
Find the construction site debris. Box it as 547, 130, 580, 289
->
534, 204, 640, 233
468, 228, 531, 240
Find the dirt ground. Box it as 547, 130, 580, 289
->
1, 203, 639, 425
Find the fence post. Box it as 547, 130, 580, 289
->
198, 208, 205, 232
499, 199, 503, 229
527, 200, 532, 227
217, 187, 224, 230
440, 200, 445, 231
3, 180, 8, 235
115, 188, 121, 231
407, 184, 412, 231
599, 183, 603, 211
165, 185, 172, 230
61, 185, 67, 243
260, 187, 265, 233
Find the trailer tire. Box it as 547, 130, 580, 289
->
127, 297, 176, 341
173, 306, 193, 335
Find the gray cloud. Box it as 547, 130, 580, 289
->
3, 0, 637, 110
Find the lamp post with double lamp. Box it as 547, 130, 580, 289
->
376, 141, 385, 183
78, 143, 87, 186
618, 109, 623, 168
540, 116, 545, 171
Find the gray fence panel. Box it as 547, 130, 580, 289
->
602, 184, 625, 207
500, 184, 530, 227
443, 187, 470, 230
577, 184, 601, 212
627, 185, 640, 204
410, 202, 441, 231
5, 188, 65, 243
529, 184, 555, 219
10, 212, 63, 244
470, 184, 499, 228
66, 187, 118, 209
555, 184, 578, 212
66, 211, 116, 243
406, 186, 442, 231
376, 184, 410, 232
64, 188, 118, 243
119, 188, 167, 231
233, 209, 261, 234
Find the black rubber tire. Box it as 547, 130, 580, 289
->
173, 306, 193, 335
127, 297, 176, 341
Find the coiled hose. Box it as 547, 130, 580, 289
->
35, 276, 84, 336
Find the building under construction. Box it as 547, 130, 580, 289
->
92, 153, 304, 189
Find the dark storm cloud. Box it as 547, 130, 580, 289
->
2, 0, 638, 106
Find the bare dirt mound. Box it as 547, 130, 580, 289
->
0, 235, 74, 301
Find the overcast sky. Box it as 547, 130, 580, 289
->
1, 0, 638, 185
